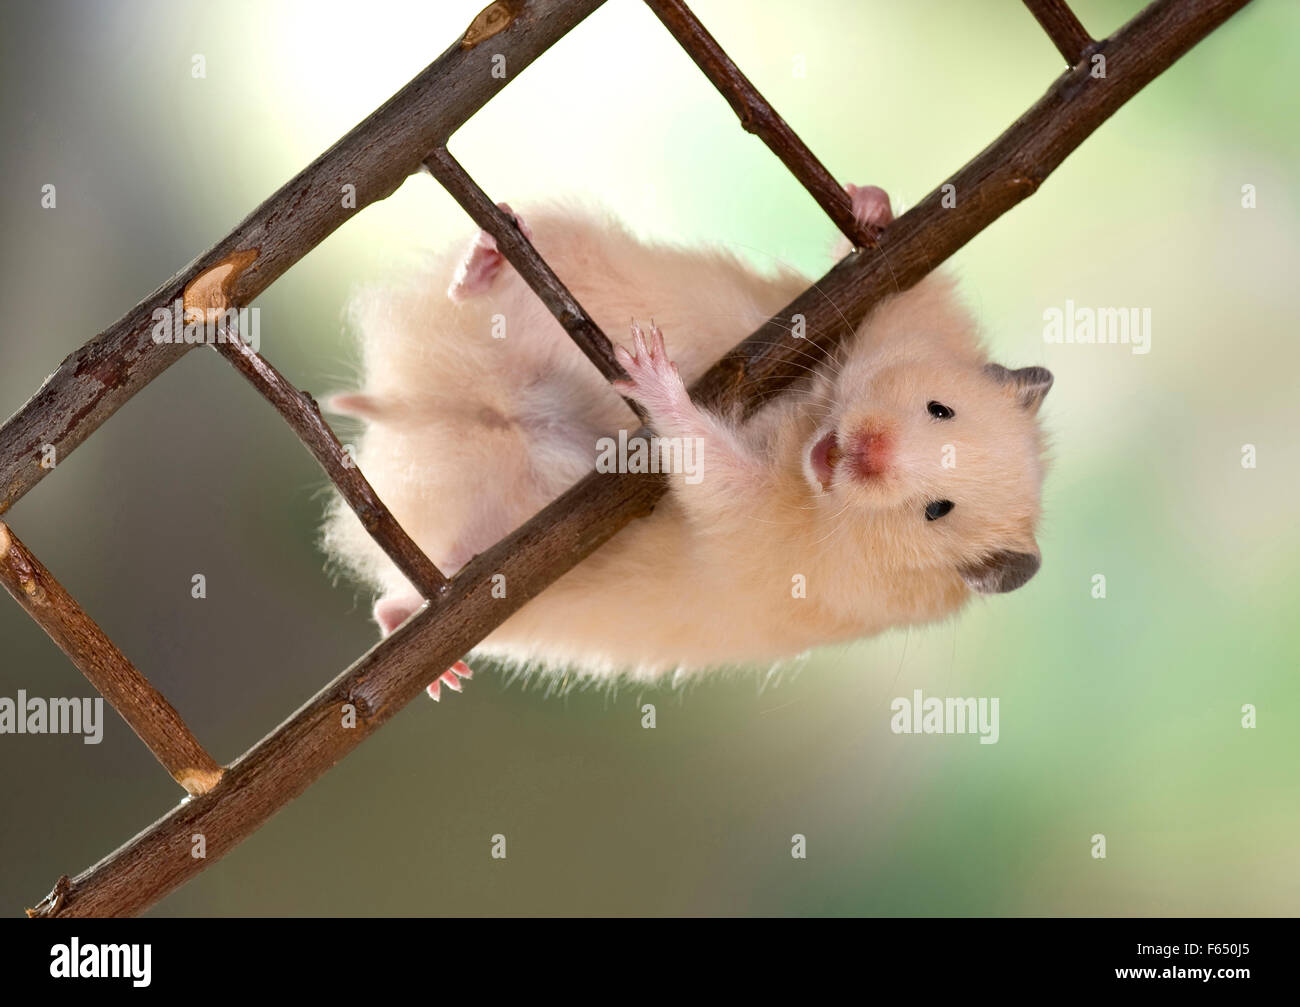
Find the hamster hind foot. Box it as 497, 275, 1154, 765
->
426, 661, 473, 702
373, 595, 474, 702
446, 203, 534, 303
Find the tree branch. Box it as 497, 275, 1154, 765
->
202, 329, 449, 599
178, 257, 449, 596
1022, 0, 1095, 65
423, 146, 649, 424
24, 0, 1253, 919
0, 0, 608, 516
643, 0, 879, 249
0, 522, 223, 797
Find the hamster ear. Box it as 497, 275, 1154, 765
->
959, 548, 1041, 594
985, 364, 1053, 414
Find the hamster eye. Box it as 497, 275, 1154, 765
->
925, 499, 955, 521
927, 401, 954, 420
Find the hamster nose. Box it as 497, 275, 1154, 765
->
847, 426, 893, 480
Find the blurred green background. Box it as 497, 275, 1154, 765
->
1, 0, 1296, 916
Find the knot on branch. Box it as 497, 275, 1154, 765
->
0, 522, 46, 603
462, 0, 523, 49
182, 249, 260, 321
358, 505, 384, 533
1007, 174, 1044, 197
737, 103, 779, 137
26, 874, 72, 918
299, 389, 323, 418
175, 765, 225, 796
344, 690, 375, 722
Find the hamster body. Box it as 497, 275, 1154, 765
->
322, 188, 1052, 685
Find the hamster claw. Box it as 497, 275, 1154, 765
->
617, 322, 688, 419
426, 661, 473, 702
626, 321, 668, 364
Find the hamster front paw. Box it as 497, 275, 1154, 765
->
612, 322, 692, 425
846, 183, 894, 230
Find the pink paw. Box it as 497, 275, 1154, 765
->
372, 597, 473, 703
845, 183, 893, 230
374, 595, 422, 636
447, 203, 533, 303
426, 661, 473, 702
612, 322, 689, 418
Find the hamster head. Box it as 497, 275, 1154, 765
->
802, 328, 1052, 596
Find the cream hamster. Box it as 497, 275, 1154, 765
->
321, 185, 1052, 687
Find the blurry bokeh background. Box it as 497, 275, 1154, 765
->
0, 0, 1295, 916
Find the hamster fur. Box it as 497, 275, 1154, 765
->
321, 187, 1052, 686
